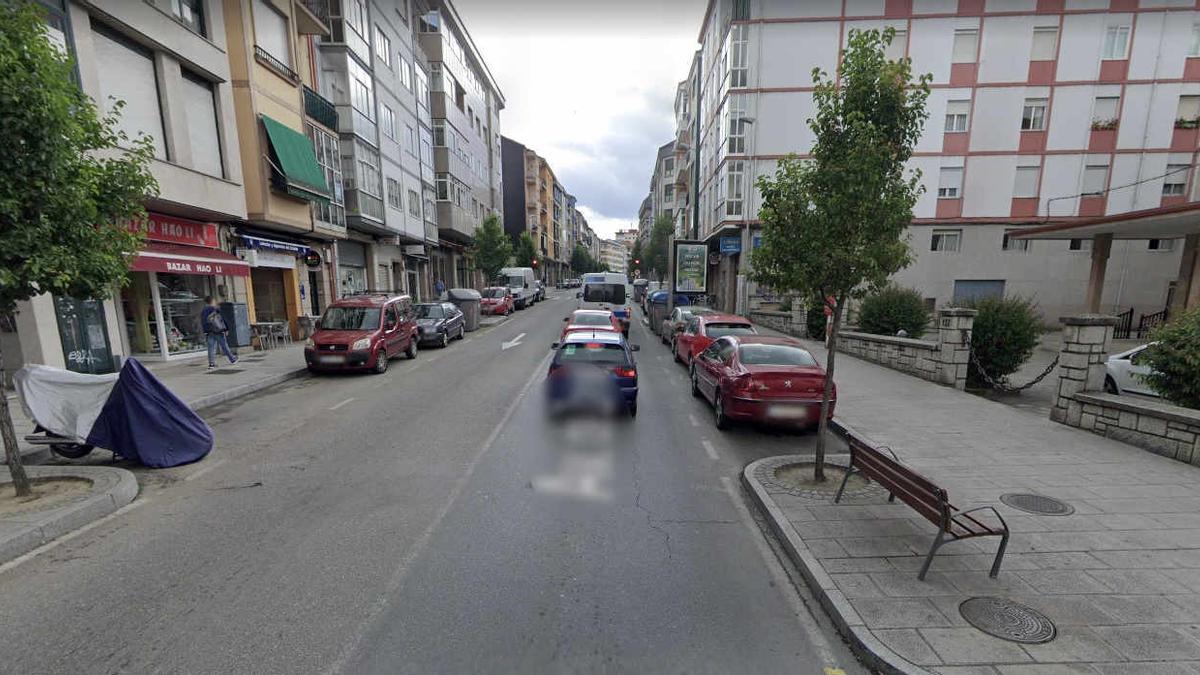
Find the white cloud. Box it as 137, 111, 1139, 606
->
577, 205, 636, 240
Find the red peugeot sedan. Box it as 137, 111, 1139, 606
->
304, 294, 418, 374
690, 335, 835, 430
481, 286, 514, 315
673, 312, 756, 366
560, 309, 621, 341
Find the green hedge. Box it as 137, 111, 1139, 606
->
858, 285, 930, 337
806, 299, 827, 339
966, 296, 1043, 388
1143, 307, 1200, 409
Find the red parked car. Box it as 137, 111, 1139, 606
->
560, 309, 621, 340
305, 294, 418, 374
690, 335, 835, 430
673, 312, 756, 366
481, 286, 514, 315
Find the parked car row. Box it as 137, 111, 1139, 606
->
303, 294, 465, 374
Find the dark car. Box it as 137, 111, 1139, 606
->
305, 294, 418, 374
415, 302, 465, 348
547, 331, 640, 417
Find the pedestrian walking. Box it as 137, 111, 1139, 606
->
434, 278, 446, 299
201, 296, 238, 369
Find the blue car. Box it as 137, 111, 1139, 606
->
547, 331, 640, 417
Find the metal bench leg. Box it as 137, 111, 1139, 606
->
989, 531, 1009, 578
918, 529, 947, 581
834, 466, 857, 503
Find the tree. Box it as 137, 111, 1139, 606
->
513, 231, 537, 268
0, 1, 158, 497
471, 215, 512, 284
570, 245, 601, 275
645, 214, 673, 283
749, 28, 930, 481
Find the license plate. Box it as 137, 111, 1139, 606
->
318, 355, 345, 365
766, 404, 809, 420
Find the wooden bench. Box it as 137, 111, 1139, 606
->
834, 435, 1009, 580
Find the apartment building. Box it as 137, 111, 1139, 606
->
685, 0, 1192, 319
6, 0, 253, 375
647, 140, 678, 228
500, 136, 575, 283
601, 239, 630, 276
673, 56, 701, 239
415, 0, 505, 290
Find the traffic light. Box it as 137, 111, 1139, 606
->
531, 259, 539, 268
634, 258, 640, 265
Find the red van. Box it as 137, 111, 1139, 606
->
304, 294, 418, 374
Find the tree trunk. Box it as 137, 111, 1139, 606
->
813, 296, 845, 483
0, 340, 32, 498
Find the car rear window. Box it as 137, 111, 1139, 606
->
583, 284, 625, 304
557, 342, 626, 364
738, 344, 818, 366
706, 322, 756, 339
572, 313, 612, 326
481, 288, 506, 298
415, 304, 444, 319
320, 307, 381, 330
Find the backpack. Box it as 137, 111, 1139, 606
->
205, 308, 227, 333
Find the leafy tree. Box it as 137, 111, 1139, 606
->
471, 214, 512, 284
749, 28, 930, 481
0, 1, 159, 498
513, 231, 537, 268
1139, 307, 1200, 409
646, 214, 673, 283
570, 245, 602, 275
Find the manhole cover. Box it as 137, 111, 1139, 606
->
1000, 493, 1074, 516
959, 597, 1056, 644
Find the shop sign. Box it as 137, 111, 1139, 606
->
708, 253, 721, 265
674, 241, 708, 293
719, 236, 742, 255
130, 213, 220, 248
303, 250, 323, 267
752, 235, 762, 249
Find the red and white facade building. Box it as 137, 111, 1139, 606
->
687, 0, 1197, 319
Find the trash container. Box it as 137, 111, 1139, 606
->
447, 288, 482, 332
219, 301, 251, 347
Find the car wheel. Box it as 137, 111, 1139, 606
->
406, 338, 418, 360
672, 341, 681, 364
50, 442, 94, 459
440, 332, 449, 348
456, 325, 465, 340
374, 348, 389, 374
690, 365, 701, 398
1104, 375, 1119, 395
714, 390, 730, 430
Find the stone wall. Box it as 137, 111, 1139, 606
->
749, 310, 798, 336
838, 331, 940, 381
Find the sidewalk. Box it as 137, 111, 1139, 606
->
745, 331, 1200, 673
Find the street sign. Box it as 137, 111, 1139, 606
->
719, 236, 741, 254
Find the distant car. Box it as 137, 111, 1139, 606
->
561, 309, 622, 340
480, 286, 514, 316
673, 312, 756, 366
414, 302, 465, 348
1105, 343, 1160, 397
305, 294, 418, 374
547, 331, 640, 417
661, 306, 717, 345
691, 335, 835, 430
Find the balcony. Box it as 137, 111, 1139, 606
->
254, 45, 299, 84
294, 0, 330, 35
345, 190, 385, 228
303, 86, 337, 130
437, 202, 476, 243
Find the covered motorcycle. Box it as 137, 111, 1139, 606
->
14, 358, 213, 468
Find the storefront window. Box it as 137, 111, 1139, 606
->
158, 273, 212, 354
122, 272, 159, 355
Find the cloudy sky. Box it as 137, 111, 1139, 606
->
454, 0, 706, 239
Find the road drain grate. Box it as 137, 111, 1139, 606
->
999, 493, 1074, 516
959, 597, 1056, 644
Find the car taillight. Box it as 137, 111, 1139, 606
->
613, 366, 636, 378
731, 374, 753, 393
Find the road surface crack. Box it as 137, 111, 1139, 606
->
630, 449, 673, 560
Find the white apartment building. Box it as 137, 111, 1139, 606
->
687, 0, 1193, 320
601, 239, 629, 275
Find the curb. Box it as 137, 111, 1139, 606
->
187, 366, 310, 412
0, 464, 138, 565
742, 423, 932, 675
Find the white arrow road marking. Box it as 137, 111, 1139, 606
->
501, 332, 526, 350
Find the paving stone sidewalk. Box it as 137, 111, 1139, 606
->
748, 332, 1200, 674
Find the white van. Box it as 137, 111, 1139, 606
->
578, 272, 631, 334
499, 267, 537, 309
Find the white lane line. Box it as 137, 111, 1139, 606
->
719, 476, 841, 668
326, 349, 554, 674
0, 499, 150, 576
183, 458, 226, 482
329, 397, 355, 411
701, 439, 720, 461
688, 414, 701, 427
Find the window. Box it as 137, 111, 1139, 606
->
252, 0, 291, 67
307, 124, 345, 228
387, 177, 402, 209
1082, 164, 1109, 195
351, 139, 382, 198
1021, 98, 1047, 131
374, 26, 391, 68
435, 173, 450, 201
345, 0, 367, 38
1178, 95, 1200, 123
931, 229, 962, 252
937, 167, 963, 198
729, 24, 749, 87
1092, 96, 1119, 124
944, 100, 969, 132
453, 78, 465, 111
408, 189, 420, 217
92, 28, 167, 160
725, 160, 745, 217
381, 105, 396, 140
1164, 164, 1189, 196
399, 55, 412, 89
951, 29, 978, 64
1149, 239, 1177, 251
349, 57, 374, 121
1069, 238, 1092, 251
1013, 165, 1039, 198
1002, 230, 1031, 252
664, 184, 675, 202
1191, 25, 1200, 57
727, 93, 748, 153
663, 157, 675, 175
405, 125, 416, 155
1031, 27, 1058, 60
172, 0, 205, 37
885, 30, 907, 61
1102, 25, 1130, 60
181, 71, 222, 177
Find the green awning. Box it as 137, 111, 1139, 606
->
260, 114, 330, 206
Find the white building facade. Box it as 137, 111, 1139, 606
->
689, 0, 1193, 319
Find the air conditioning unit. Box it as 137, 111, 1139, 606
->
235, 248, 258, 266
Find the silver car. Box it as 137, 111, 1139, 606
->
660, 306, 716, 345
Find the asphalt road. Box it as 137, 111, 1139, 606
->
0, 293, 864, 674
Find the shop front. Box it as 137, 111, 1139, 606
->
337, 240, 368, 296
121, 214, 249, 360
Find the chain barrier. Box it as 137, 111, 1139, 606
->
969, 350, 1060, 393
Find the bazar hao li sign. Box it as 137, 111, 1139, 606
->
127, 213, 220, 248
